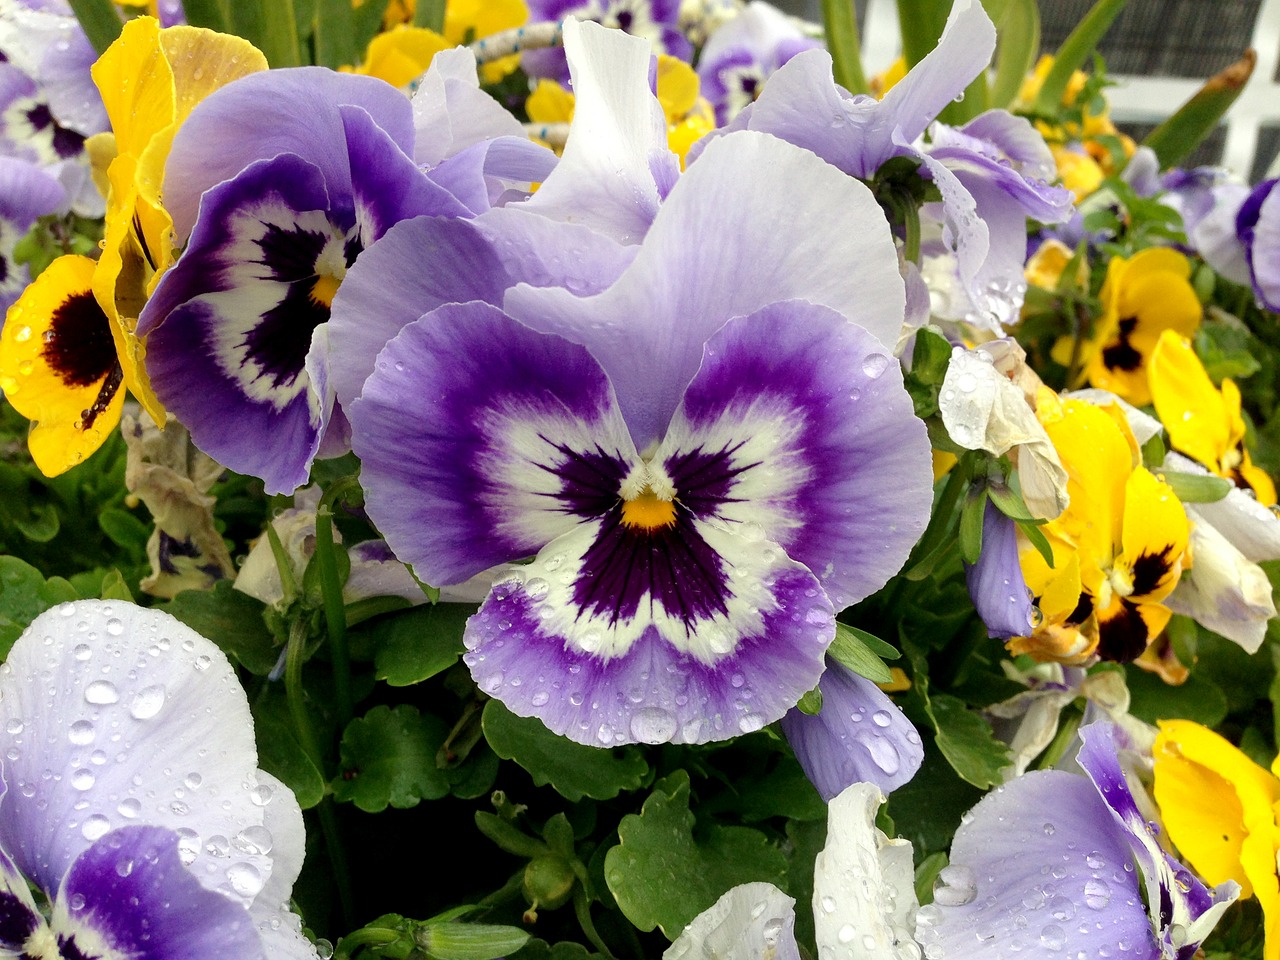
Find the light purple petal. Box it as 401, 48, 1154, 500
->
518, 19, 674, 245
506, 129, 906, 451
164, 68, 415, 242
426, 136, 559, 214
780, 661, 923, 799
1243, 179, 1280, 310
350, 300, 638, 586
463, 515, 834, 746
658, 301, 931, 609
411, 47, 531, 168
0, 601, 274, 907
0, 153, 65, 225
950, 110, 1058, 184
54, 826, 264, 960
914, 770, 1157, 960
965, 498, 1035, 638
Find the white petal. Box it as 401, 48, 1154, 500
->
664, 882, 800, 960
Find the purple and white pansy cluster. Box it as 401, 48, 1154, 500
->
134, 16, 937, 754
0, 600, 316, 960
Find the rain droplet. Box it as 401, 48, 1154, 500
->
105, 618, 124, 636
71, 768, 95, 791
227, 862, 264, 897
84, 680, 120, 705
629, 707, 678, 744
68, 720, 95, 745
1083, 878, 1111, 910
129, 685, 166, 720
82, 814, 111, 841
862, 353, 890, 379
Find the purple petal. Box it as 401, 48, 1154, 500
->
1076, 722, 1234, 956
965, 499, 1035, 638
0, 601, 273, 907
139, 155, 337, 494
0, 154, 66, 225
950, 111, 1058, 184
659, 301, 931, 609
0, 835, 42, 951
914, 770, 1157, 960
426, 136, 558, 214
54, 826, 264, 960
341, 103, 470, 237
464, 515, 834, 746
411, 47, 532, 168
506, 129, 906, 451
164, 67, 415, 242
1240, 178, 1280, 310
350, 300, 638, 586
780, 661, 923, 799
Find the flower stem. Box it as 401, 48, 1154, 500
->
313, 503, 353, 730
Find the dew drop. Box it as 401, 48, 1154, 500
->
629, 707, 678, 744
1083, 878, 1111, 910
82, 814, 111, 841
227, 862, 264, 897
129, 684, 166, 720
84, 680, 120, 705
862, 353, 890, 379
68, 720, 95, 745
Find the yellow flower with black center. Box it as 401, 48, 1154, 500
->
1153, 720, 1280, 960
1055, 247, 1202, 406
1149, 328, 1277, 505
1011, 393, 1189, 664
0, 18, 265, 475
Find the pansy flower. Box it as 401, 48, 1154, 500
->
0, 17, 267, 475
0, 599, 317, 959
135, 66, 473, 494
1154, 719, 1280, 960
1056, 247, 1202, 406
521, 0, 692, 81
695, 0, 820, 125
692, 0, 1072, 332
1149, 328, 1276, 504
667, 723, 1236, 960
1014, 393, 1189, 664
0, 154, 65, 313
341, 19, 931, 746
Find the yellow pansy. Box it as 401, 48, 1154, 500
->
346, 25, 452, 88
0, 18, 265, 475
526, 56, 714, 167
1050, 143, 1103, 200
1149, 329, 1277, 505
1153, 720, 1280, 960
869, 57, 906, 99
1054, 247, 1202, 406
356, 0, 528, 82
1011, 394, 1189, 663
1024, 238, 1085, 293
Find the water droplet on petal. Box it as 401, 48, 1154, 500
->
129, 685, 166, 720
84, 680, 119, 705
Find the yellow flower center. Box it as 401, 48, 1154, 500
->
621, 488, 677, 531
310, 273, 342, 309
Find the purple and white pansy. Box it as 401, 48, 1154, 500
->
667, 723, 1236, 960
341, 21, 932, 746
691, 0, 1072, 332
135, 68, 472, 494
0, 600, 316, 960
521, 0, 691, 82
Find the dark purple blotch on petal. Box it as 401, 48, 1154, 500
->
0, 891, 38, 949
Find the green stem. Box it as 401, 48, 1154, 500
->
820, 0, 867, 95
1035, 707, 1084, 770
336, 926, 402, 960
65, 0, 123, 56
413, 0, 446, 32
314, 505, 353, 729
573, 889, 618, 960
284, 619, 323, 768
265, 522, 300, 606
319, 797, 356, 930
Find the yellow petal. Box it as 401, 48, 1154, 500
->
1154, 720, 1280, 912
352, 25, 450, 88
1149, 329, 1230, 472
1, 256, 126, 475
1116, 466, 1188, 604
526, 79, 575, 125
657, 55, 699, 119
91, 17, 174, 162
445, 0, 527, 44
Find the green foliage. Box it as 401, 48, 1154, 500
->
164, 581, 281, 675
603, 770, 787, 938
827, 622, 898, 684
0, 556, 78, 658
333, 704, 451, 812
367, 603, 472, 686
482, 701, 649, 802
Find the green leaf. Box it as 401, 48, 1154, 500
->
1016, 517, 1055, 568
481, 700, 648, 802
927, 693, 1011, 789
180, 0, 230, 31
512, 940, 603, 960
827, 622, 895, 684
253, 709, 325, 809
332, 704, 450, 812
796, 686, 824, 715
1127, 666, 1228, 728
958, 487, 987, 565
1143, 52, 1255, 169
895, 0, 951, 70
163, 581, 280, 675
820, 0, 868, 94
910, 326, 954, 386
1195, 318, 1262, 382
98, 508, 149, 554
1158, 470, 1232, 503
370, 603, 473, 686
729, 755, 826, 823
312, 0, 358, 68
66, 0, 123, 55
412, 0, 445, 30
1140, 432, 1168, 470
913, 851, 949, 906
98, 569, 135, 602
13, 498, 59, 543
0, 556, 78, 658
417, 923, 531, 960
987, 0, 1039, 108
604, 770, 787, 937
1033, 0, 1128, 116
